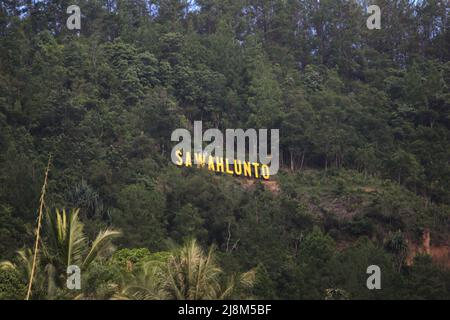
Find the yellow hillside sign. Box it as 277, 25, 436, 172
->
174, 150, 271, 180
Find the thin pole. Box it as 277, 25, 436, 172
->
26, 154, 52, 300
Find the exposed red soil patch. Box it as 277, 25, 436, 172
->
407, 244, 450, 268
407, 230, 450, 268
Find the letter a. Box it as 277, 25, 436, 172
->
67, 265, 81, 290
367, 5, 381, 30
67, 5, 81, 30
366, 265, 381, 290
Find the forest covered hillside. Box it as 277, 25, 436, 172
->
0, 0, 449, 300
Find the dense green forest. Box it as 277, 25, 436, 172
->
0, 0, 449, 299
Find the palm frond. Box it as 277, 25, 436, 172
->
45, 208, 87, 268
115, 261, 169, 300
66, 209, 86, 266
0, 261, 16, 270
82, 229, 121, 269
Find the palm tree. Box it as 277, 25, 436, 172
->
164, 239, 222, 300
117, 239, 256, 300
164, 239, 256, 300
1, 208, 121, 299
384, 230, 409, 272
0, 248, 47, 298
0, 249, 34, 282
113, 260, 169, 300
44, 208, 120, 271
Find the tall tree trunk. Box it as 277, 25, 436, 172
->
290, 150, 294, 171
300, 153, 305, 171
